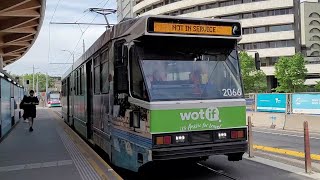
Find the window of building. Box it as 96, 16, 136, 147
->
311, 43, 320, 49
221, 14, 240, 19
206, 2, 218, 9
170, 11, 180, 16
309, 12, 320, 18
243, 12, 252, 19
310, 28, 320, 33
310, 20, 320, 26
253, 11, 267, 18
269, 24, 293, 32
181, 7, 197, 14
198, 5, 206, 10
269, 57, 278, 66
310, 51, 320, 56
253, 27, 266, 33
310, 35, 320, 41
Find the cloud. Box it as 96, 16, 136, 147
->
5, 0, 117, 76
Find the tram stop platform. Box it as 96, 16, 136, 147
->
0, 108, 122, 180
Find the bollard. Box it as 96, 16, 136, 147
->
304, 121, 312, 173
248, 116, 254, 158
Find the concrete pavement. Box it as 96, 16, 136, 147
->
0, 109, 121, 180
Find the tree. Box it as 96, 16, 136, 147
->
315, 81, 320, 92
275, 53, 307, 93
239, 51, 267, 93
14, 73, 55, 92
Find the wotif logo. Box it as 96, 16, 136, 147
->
180, 107, 220, 121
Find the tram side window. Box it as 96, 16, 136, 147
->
75, 71, 78, 95
94, 56, 101, 94
101, 50, 109, 93
130, 48, 146, 100
79, 67, 83, 95
114, 41, 129, 92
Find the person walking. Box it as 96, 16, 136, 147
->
20, 95, 29, 123
22, 90, 39, 132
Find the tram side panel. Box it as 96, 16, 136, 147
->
92, 55, 112, 155
61, 79, 68, 121
72, 66, 87, 138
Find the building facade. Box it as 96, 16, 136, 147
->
300, 0, 320, 85
118, 0, 320, 90
117, 0, 134, 22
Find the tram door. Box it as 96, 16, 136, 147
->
86, 60, 93, 139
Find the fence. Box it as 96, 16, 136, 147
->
246, 93, 320, 115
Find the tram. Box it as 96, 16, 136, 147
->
61, 15, 248, 172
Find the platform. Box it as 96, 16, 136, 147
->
0, 108, 122, 180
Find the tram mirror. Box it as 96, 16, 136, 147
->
130, 111, 140, 128
255, 52, 260, 70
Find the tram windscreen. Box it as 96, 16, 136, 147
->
139, 51, 243, 101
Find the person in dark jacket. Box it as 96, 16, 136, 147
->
22, 90, 39, 132
20, 95, 29, 122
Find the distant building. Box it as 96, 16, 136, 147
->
300, 0, 320, 86
51, 76, 61, 92
117, 0, 134, 22
117, 0, 320, 91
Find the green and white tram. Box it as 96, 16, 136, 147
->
61, 15, 248, 172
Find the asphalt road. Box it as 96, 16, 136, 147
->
253, 127, 320, 154
116, 155, 311, 180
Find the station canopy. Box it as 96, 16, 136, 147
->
0, 0, 45, 66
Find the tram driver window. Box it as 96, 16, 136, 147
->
114, 41, 129, 92
130, 48, 146, 100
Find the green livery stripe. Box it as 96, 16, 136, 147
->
150, 106, 246, 133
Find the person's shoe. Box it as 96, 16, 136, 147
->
24, 120, 29, 123
29, 127, 33, 132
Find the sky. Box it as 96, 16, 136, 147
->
4, 0, 117, 76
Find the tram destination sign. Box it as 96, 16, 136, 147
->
154, 22, 232, 36
147, 17, 241, 37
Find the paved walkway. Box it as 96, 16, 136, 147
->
0, 109, 119, 180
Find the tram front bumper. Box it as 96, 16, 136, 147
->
152, 141, 247, 161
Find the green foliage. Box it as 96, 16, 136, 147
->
13, 73, 55, 92
239, 51, 267, 93
275, 53, 307, 93
315, 81, 320, 92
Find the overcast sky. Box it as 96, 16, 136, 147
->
4, 0, 117, 76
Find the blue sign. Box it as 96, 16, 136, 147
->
292, 94, 320, 114
257, 94, 287, 113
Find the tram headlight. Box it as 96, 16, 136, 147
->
218, 132, 227, 139
175, 135, 186, 143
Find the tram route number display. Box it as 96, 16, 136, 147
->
222, 89, 242, 97
154, 22, 232, 36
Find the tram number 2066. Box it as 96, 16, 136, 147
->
222, 89, 242, 97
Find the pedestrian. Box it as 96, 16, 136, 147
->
20, 95, 28, 123
22, 90, 39, 132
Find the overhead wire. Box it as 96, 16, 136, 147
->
63, 0, 111, 71
48, 0, 62, 70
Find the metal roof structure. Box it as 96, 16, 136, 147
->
0, 0, 46, 66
